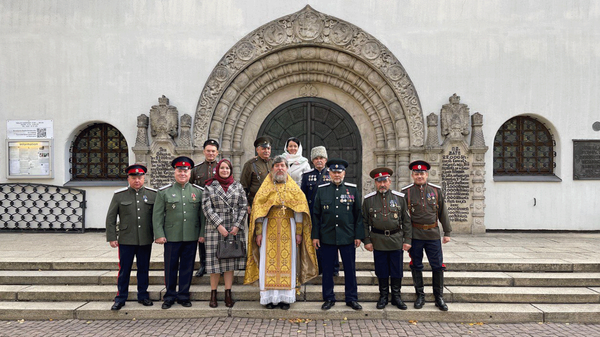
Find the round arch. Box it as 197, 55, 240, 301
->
193, 5, 426, 190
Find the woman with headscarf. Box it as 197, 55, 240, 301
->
202, 159, 248, 308
282, 137, 311, 186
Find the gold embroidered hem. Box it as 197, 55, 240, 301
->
244, 173, 318, 287
263, 206, 294, 290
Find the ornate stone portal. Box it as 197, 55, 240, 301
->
133, 96, 193, 188
192, 5, 425, 190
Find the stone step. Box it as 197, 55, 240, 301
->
4, 270, 600, 288
3, 301, 600, 323
1, 259, 599, 272
4, 283, 600, 304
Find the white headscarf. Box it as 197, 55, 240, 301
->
283, 138, 311, 186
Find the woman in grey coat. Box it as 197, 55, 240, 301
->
202, 159, 248, 308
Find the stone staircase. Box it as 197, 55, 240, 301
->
2, 258, 600, 322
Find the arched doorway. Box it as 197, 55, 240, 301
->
258, 97, 362, 187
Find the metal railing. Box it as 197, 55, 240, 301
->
0, 183, 86, 232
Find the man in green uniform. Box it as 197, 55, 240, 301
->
402, 160, 451, 311
153, 156, 205, 309
240, 136, 274, 213
190, 138, 219, 277
106, 164, 156, 310
362, 167, 412, 310
311, 159, 364, 311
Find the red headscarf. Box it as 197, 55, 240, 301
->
205, 159, 235, 192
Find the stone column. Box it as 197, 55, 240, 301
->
469, 112, 488, 234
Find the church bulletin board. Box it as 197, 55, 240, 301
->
573, 140, 600, 180
6, 139, 54, 179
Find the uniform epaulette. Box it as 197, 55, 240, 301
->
192, 184, 204, 191
144, 186, 157, 192
364, 191, 376, 199
301, 169, 316, 177
428, 183, 441, 189
391, 190, 405, 197
159, 184, 172, 191
318, 183, 330, 188
401, 183, 414, 190
345, 182, 357, 187
194, 161, 205, 167
114, 187, 128, 194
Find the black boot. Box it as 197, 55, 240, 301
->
390, 277, 407, 310
412, 269, 425, 309
433, 271, 448, 311
195, 242, 206, 277
376, 278, 389, 309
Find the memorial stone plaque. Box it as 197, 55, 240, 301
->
441, 146, 471, 223
573, 140, 600, 180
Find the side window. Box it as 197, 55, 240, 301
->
493, 116, 554, 176
71, 123, 129, 181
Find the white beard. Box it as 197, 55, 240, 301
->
274, 172, 287, 183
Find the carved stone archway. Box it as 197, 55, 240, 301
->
193, 5, 426, 190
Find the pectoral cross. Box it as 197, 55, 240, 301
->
280, 205, 287, 216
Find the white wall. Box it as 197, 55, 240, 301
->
1, 0, 598, 229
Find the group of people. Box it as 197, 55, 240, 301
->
105, 135, 452, 313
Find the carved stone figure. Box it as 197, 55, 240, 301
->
150, 95, 178, 141
441, 94, 470, 141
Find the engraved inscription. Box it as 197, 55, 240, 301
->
573, 140, 600, 180
149, 147, 174, 189
442, 147, 470, 222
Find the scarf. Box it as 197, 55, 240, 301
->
204, 159, 234, 192
283, 140, 309, 167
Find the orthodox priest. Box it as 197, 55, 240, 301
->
244, 155, 318, 310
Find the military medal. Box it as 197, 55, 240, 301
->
143, 195, 148, 202
172, 194, 176, 197
172, 204, 176, 209
191, 193, 196, 201
394, 213, 398, 219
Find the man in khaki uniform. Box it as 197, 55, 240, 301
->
362, 167, 411, 310
106, 164, 156, 310
190, 138, 219, 277
153, 156, 205, 309
240, 136, 274, 213
402, 160, 451, 311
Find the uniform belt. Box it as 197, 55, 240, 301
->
370, 227, 401, 236
412, 223, 438, 230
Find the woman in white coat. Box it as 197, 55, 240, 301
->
282, 137, 311, 186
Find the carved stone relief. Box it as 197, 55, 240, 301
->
133, 96, 195, 188
193, 5, 425, 150
436, 94, 488, 234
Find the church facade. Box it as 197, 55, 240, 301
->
1, 1, 598, 231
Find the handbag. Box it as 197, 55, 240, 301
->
216, 234, 246, 259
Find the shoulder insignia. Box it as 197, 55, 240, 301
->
144, 186, 157, 192
192, 184, 204, 191
345, 182, 357, 187
429, 183, 441, 189
401, 183, 414, 190
364, 191, 376, 199
391, 190, 405, 197
318, 183, 331, 188
114, 187, 128, 194
158, 184, 172, 191
302, 169, 316, 177
194, 161, 205, 167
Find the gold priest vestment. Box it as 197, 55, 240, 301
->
244, 173, 318, 291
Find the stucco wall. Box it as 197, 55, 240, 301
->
0, 0, 598, 229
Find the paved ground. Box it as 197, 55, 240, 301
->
3, 317, 600, 336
